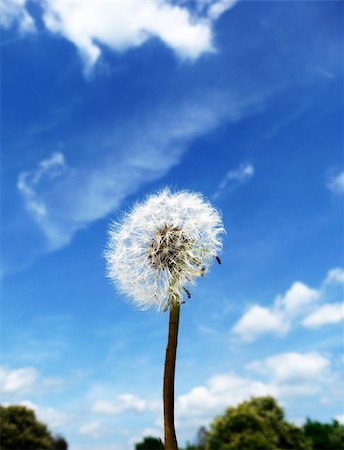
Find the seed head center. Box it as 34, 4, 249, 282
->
148, 225, 189, 271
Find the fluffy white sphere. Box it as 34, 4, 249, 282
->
105, 189, 224, 310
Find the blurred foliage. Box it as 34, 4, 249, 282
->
52, 435, 68, 450
0, 405, 68, 450
183, 426, 207, 450
135, 435, 164, 449
205, 396, 311, 450
303, 418, 344, 450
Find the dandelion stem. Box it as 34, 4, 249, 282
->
163, 303, 180, 449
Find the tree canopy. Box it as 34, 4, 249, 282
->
205, 396, 311, 450
303, 418, 344, 450
0, 405, 68, 450
134, 436, 164, 449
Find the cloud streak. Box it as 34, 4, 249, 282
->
327, 171, 344, 195
17, 152, 70, 249
0, 365, 63, 397
78, 421, 106, 438
0, 366, 38, 394
212, 162, 255, 199
92, 394, 147, 416
16, 92, 261, 255
5, 0, 340, 275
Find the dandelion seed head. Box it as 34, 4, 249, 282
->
105, 189, 224, 310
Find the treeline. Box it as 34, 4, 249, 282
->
1, 397, 343, 450
135, 397, 344, 450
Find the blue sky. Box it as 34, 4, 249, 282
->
1, 1, 343, 449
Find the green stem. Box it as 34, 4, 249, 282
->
163, 303, 180, 449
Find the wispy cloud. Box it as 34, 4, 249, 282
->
325, 267, 344, 284
0, 0, 35, 33
5, 0, 340, 275
17, 152, 70, 249
327, 171, 344, 195
0, 365, 63, 397
0, 366, 38, 394
232, 267, 344, 342
78, 421, 107, 438
212, 163, 255, 199
92, 394, 147, 416
1, 0, 237, 73
15, 92, 262, 258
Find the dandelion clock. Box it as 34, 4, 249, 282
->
105, 189, 224, 449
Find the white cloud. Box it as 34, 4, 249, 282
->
20, 400, 67, 429
232, 268, 344, 342
42, 0, 212, 72
0, 366, 38, 394
232, 281, 320, 342
174, 351, 335, 434
302, 303, 344, 328
327, 171, 344, 195
231, 305, 286, 342
336, 414, 344, 425
1, 0, 237, 73
247, 352, 334, 399
0, 0, 35, 33
207, 0, 238, 20
325, 267, 344, 285
78, 421, 105, 438
83, 350, 340, 444
247, 352, 330, 383
0, 366, 64, 397
176, 372, 274, 427
277, 281, 320, 314
212, 162, 255, 199
92, 394, 147, 415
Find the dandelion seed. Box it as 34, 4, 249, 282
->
105, 188, 224, 311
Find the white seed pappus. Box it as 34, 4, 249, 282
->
105, 189, 224, 310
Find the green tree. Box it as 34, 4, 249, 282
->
52, 435, 68, 450
0, 405, 68, 450
183, 426, 208, 450
1, 405, 53, 450
134, 436, 164, 450
195, 426, 207, 449
205, 396, 311, 450
303, 418, 344, 449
